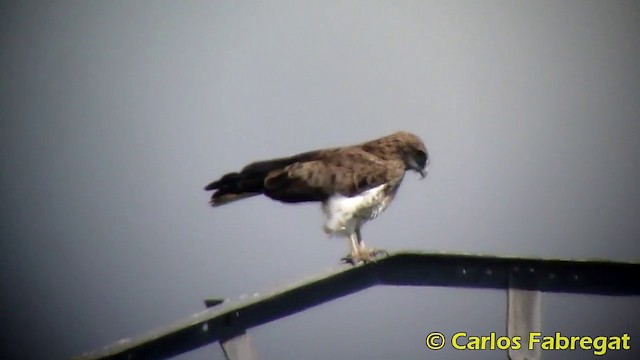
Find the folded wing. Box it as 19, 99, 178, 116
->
205, 148, 404, 206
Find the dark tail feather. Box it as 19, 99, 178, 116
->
205, 156, 303, 207
209, 192, 261, 207
204, 172, 242, 191
203, 171, 262, 207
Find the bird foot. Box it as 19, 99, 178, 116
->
340, 248, 389, 265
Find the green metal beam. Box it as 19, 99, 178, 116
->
75, 251, 640, 360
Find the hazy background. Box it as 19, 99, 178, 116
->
1, 1, 639, 359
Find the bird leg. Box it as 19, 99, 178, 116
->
341, 228, 388, 265
340, 232, 361, 265
356, 228, 389, 260
356, 228, 367, 252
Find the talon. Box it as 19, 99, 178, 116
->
340, 255, 353, 264
341, 253, 367, 265
340, 250, 386, 265
340, 254, 359, 265
369, 248, 389, 258
358, 248, 388, 263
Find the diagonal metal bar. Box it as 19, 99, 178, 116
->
75, 251, 640, 360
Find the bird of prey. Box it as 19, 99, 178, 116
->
204, 131, 429, 264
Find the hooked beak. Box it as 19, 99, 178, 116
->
418, 158, 430, 179
410, 163, 427, 178
408, 155, 429, 179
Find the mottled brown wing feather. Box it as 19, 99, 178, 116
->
262, 148, 405, 203
205, 149, 336, 205
240, 149, 338, 175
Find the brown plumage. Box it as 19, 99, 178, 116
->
205, 131, 428, 205
204, 131, 429, 264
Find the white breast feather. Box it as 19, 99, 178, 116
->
322, 184, 392, 236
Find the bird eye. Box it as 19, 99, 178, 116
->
415, 150, 428, 168
414, 150, 429, 168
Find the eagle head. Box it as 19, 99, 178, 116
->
393, 131, 429, 178
361, 131, 430, 178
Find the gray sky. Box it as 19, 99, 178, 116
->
1, 1, 639, 359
